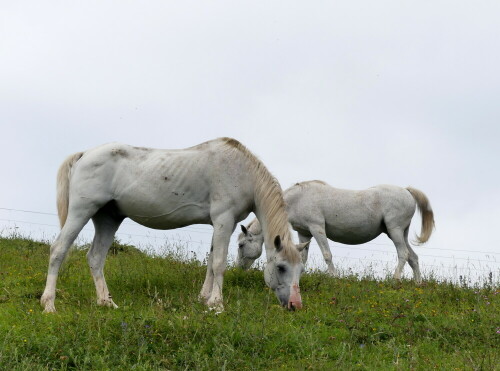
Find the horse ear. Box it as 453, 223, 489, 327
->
240, 225, 248, 235
274, 235, 283, 252
296, 241, 310, 252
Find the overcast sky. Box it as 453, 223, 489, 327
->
1, 1, 499, 283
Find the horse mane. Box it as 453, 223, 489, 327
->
221, 138, 300, 263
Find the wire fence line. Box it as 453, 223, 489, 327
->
1, 207, 499, 255
1, 207, 499, 284
2, 215, 498, 265
0, 207, 211, 233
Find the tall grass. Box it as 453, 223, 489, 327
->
0, 236, 498, 370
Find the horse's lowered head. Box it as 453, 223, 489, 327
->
236, 224, 264, 269
264, 235, 310, 310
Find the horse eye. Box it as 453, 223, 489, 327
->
238, 243, 244, 249
277, 265, 286, 273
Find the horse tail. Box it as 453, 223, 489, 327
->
57, 152, 84, 228
406, 187, 435, 245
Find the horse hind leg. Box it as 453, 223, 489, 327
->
88, 209, 123, 308
388, 227, 409, 281
298, 232, 312, 265
404, 227, 422, 284
41, 206, 98, 312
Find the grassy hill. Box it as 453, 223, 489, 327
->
0, 236, 498, 370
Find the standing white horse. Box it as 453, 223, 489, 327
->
41, 138, 309, 313
237, 181, 435, 283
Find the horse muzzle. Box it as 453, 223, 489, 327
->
287, 284, 302, 310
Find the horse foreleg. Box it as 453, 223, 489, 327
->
309, 226, 337, 276
203, 213, 235, 312
199, 238, 214, 303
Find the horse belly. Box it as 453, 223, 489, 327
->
112, 150, 213, 229
116, 191, 211, 229
126, 203, 211, 230
115, 180, 212, 229
325, 220, 383, 245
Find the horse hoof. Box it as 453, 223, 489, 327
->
108, 301, 119, 309
41, 294, 56, 313
326, 268, 339, 277
97, 299, 119, 309
207, 299, 224, 313
43, 304, 57, 313
198, 293, 211, 304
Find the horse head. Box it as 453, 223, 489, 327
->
236, 224, 264, 269
264, 235, 310, 310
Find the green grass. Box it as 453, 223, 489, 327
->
0, 236, 498, 370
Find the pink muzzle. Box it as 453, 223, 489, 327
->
288, 284, 302, 310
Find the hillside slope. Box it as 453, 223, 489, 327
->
0, 237, 498, 370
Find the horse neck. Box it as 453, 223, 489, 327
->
220, 137, 296, 262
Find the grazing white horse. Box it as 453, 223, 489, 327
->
41, 138, 309, 313
237, 181, 435, 283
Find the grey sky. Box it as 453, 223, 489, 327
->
1, 1, 499, 281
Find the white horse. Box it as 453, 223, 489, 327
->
237, 181, 435, 283
41, 138, 309, 313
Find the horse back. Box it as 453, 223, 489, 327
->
68, 142, 255, 229
285, 183, 415, 244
